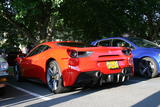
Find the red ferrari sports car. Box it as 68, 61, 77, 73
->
14, 41, 134, 93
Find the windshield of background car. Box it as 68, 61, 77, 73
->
56, 42, 94, 48
6, 48, 21, 54
127, 37, 160, 48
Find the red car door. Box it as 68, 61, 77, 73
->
30, 45, 51, 79
26, 54, 41, 78
22, 45, 50, 78
20, 56, 33, 77
22, 45, 43, 78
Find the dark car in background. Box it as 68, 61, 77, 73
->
0, 49, 7, 59
5, 47, 22, 66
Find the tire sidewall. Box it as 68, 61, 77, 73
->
46, 60, 64, 93
139, 57, 158, 78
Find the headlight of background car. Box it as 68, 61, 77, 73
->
0, 62, 8, 71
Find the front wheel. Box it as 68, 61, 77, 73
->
138, 57, 158, 78
46, 60, 70, 93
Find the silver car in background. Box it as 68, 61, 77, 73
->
0, 56, 8, 91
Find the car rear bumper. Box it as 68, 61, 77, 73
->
74, 71, 100, 87
73, 67, 133, 87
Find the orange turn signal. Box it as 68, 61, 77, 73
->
0, 78, 7, 82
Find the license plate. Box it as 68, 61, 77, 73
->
106, 61, 119, 69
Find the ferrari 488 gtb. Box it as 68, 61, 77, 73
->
15, 41, 134, 93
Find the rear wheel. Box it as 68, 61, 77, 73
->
0, 87, 5, 95
139, 57, 158, 78
46, 60, 70, 93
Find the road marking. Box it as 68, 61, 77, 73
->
7, 83, 52, 101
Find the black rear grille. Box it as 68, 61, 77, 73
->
123, 67, 132, 74
99, 55, 119, 58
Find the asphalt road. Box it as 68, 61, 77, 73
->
0, 76, 160, 107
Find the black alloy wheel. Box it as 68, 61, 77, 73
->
46, 60, 69, 93
139, 57, 158, 78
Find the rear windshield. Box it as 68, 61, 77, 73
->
56, 42, 94, 48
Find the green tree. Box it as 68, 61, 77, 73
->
59, 0, 160, 42
0, 0, 64, 46
1, 0, 160, 46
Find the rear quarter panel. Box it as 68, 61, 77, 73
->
38, 47, 70, 83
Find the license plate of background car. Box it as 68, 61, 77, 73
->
106, 61, 119, 69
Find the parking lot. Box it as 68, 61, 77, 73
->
0, 75, 160, 107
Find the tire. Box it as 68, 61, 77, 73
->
138, 57, 158, 78
14, 63, 23, 81
46, 60, 70, 94
0, 87, 5, 95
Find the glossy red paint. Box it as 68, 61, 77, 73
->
16, 41, 134, 87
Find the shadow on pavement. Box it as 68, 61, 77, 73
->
132, 91, 160, 107
0, 85, 35, 106
25, 76, 150, 107
0, 75, 151, 106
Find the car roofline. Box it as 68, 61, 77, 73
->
92, 37, 138, 48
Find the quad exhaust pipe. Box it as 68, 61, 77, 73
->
98, 68, 130, 85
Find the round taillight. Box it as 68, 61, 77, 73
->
122, 49, 131, 56
67, 49, 78, 58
